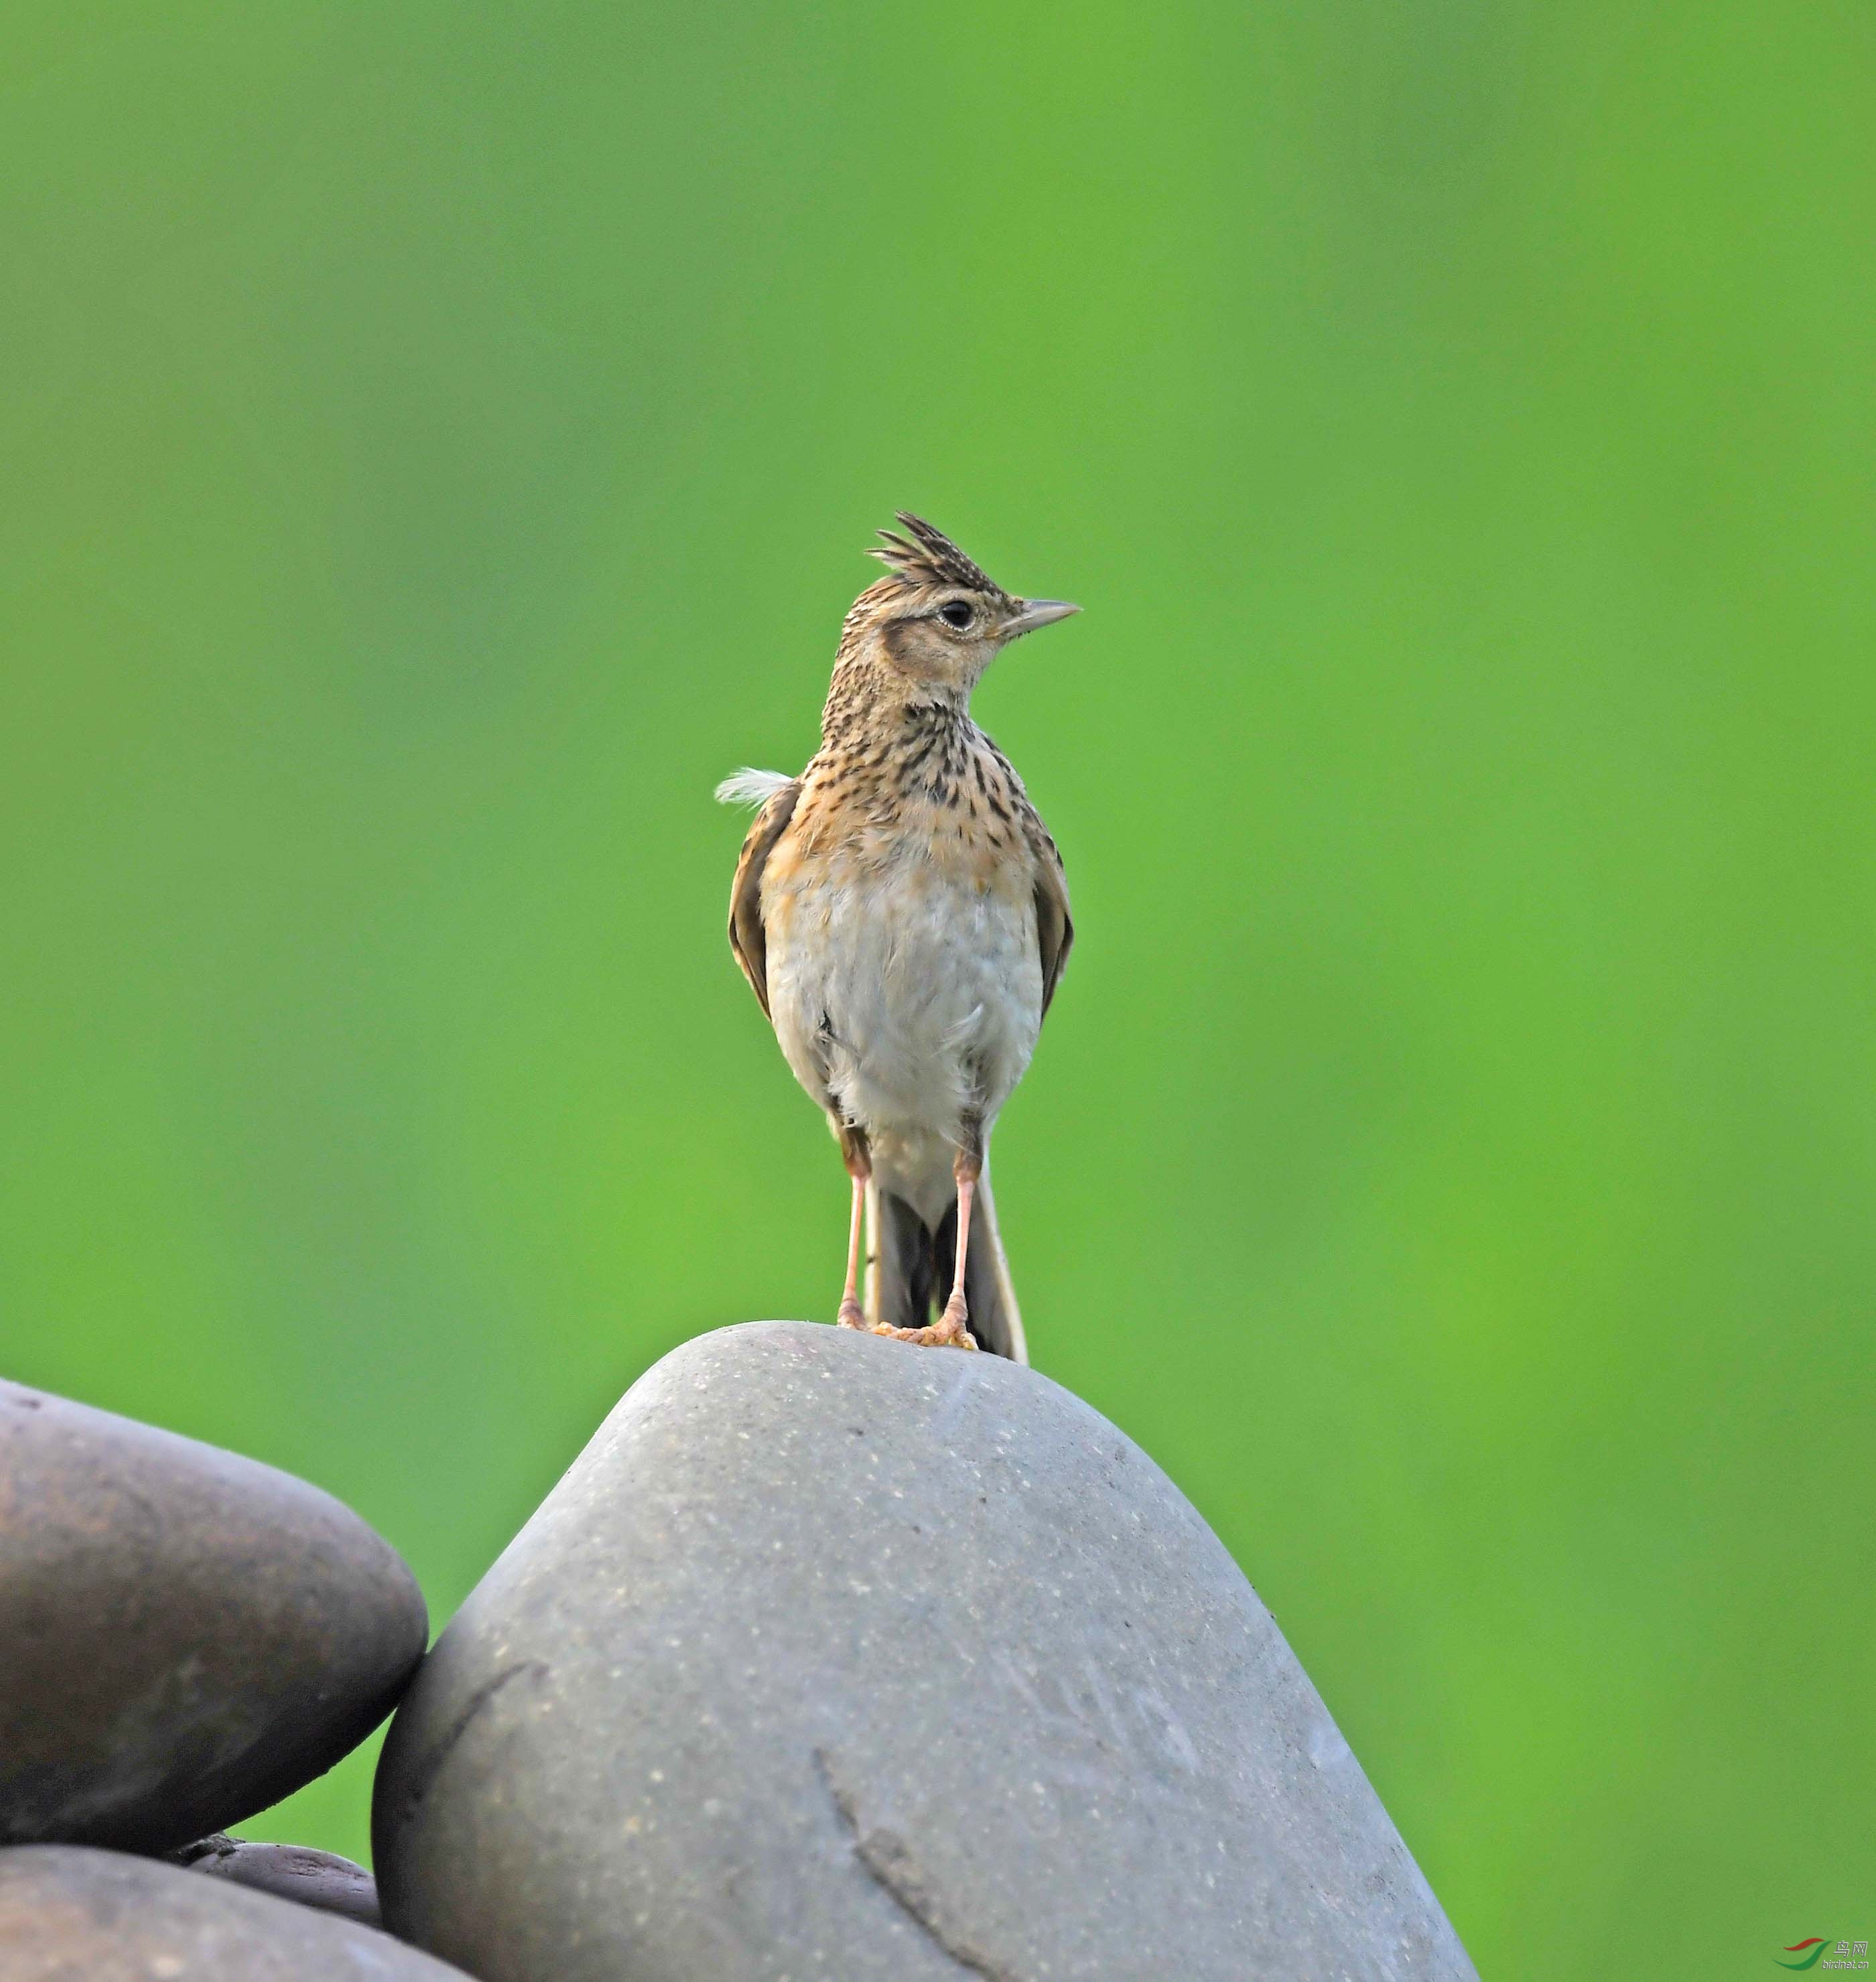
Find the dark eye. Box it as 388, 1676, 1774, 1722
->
939, 600, 974, 631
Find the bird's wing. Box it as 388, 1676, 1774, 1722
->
727, 777, 802, 1020
1032, 830, 1074, 1018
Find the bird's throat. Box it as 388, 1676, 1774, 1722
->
819, 654, 968, 754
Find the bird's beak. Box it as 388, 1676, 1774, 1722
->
1003, 599, 1081, 639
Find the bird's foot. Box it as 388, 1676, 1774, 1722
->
933, 1289, 974, 1349
836, 1295, 868, 1331
868, 1293, 977, 1352
868, 1322, 979, 1351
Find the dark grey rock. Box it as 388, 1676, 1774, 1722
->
0, 1845, 468, 1979
173, 1834, 380, 1926
375, 1321, 1477, 1982
0, 1379, 427, 1855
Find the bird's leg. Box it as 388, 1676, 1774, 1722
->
870, 1119, 982, 1351
928, 1136, 981, 1349
836, 1173, 868, 1330
835, 1120, 870, 1331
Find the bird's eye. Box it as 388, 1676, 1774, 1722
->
939, 600, 974, 631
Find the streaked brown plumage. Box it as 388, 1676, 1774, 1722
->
718, 514, 1079, 1357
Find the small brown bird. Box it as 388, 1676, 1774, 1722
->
717, 514, 1079, 1359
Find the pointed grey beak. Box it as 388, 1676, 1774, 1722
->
1003, 598, 1081, 639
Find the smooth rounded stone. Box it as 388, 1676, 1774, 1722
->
172, 1834, 380, 1926
375, 1320, 1477, 1982
0, 1379, 427, 1855
0, 1846, 469, 1980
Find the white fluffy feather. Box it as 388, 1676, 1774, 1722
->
714, 767, 794, 808
765, 868, 1043, 1230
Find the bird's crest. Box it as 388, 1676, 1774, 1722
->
868, 513, 1010, 602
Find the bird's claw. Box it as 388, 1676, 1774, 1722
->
866, 1298, 977, 1352
837, 1296, 868, 1331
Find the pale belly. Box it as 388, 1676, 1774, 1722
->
764, 860, 1043, 1196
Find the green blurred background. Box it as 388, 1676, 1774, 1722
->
4, 3, 1871, 1973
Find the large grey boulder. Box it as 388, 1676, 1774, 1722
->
376, 1321, 1476, 1982
0, 1378, 427, 1855
0, 1846, 468, 1979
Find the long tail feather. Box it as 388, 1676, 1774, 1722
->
971, 1165, 1028, 1365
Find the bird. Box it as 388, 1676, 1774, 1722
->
716, 513, 1079, 1359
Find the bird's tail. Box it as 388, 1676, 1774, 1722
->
865, 1164, 1028, 1364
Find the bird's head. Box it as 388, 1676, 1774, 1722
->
838, 513, 1079, 697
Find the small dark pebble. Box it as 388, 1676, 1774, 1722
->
172, 1833, 381, 1927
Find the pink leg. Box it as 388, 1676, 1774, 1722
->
930, 1173, 975, 1344
837, 1169, 868, 1331
870, 1138, 980, 1352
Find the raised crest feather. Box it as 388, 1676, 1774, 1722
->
867, 511, 1010, 602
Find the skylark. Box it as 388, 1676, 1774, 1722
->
717, 514, 1079, 1359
